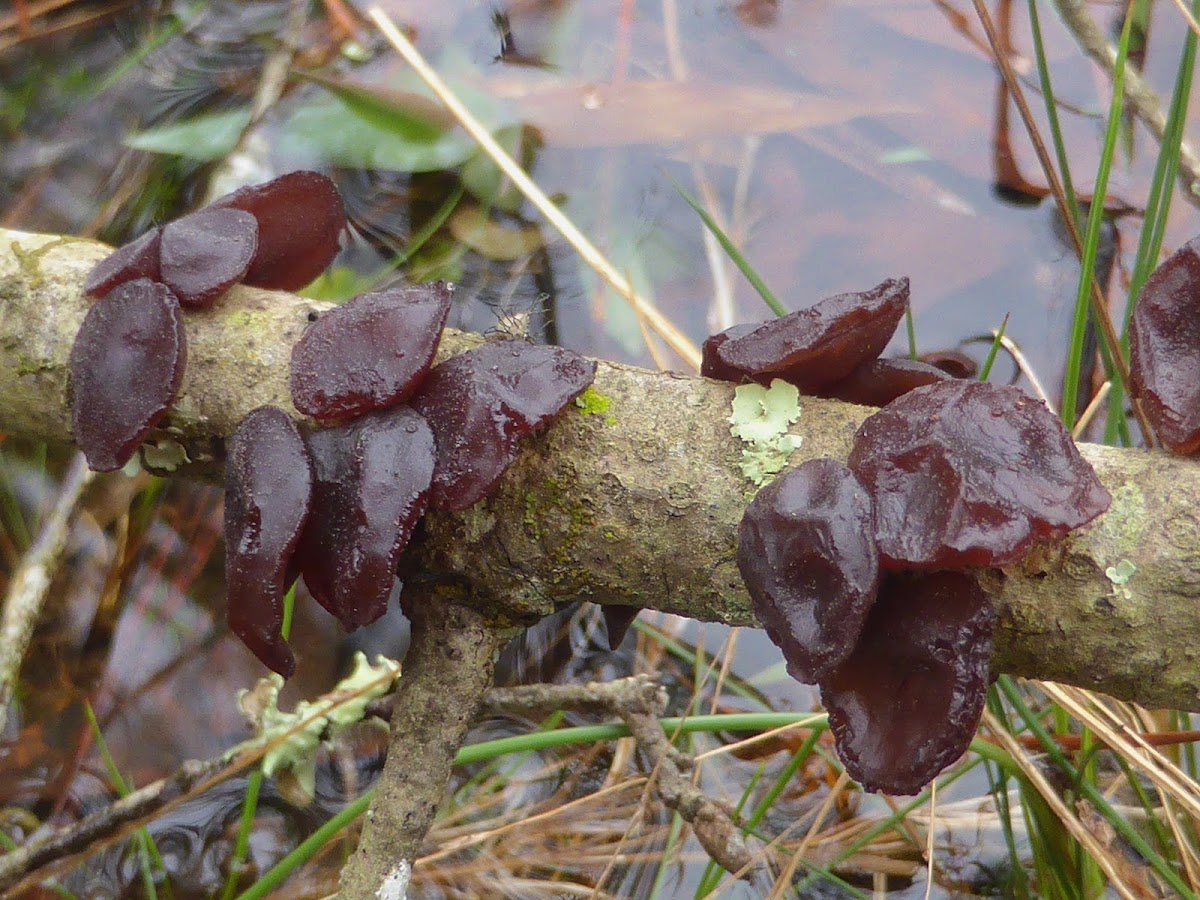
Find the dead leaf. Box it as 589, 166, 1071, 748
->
488, 77, 912, 147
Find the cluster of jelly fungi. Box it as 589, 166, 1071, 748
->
74, 171, 597, 677
706, 278, 1112, 794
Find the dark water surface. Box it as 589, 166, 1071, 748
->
1, 0, 1197, 896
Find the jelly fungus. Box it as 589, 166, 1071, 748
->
601, 605, 641, 650
299, 406, 436, 631
69, 279, 187, 472
847, 380, 1111, 569
1129, 236, 1200, 454
738, 459, 880, 683
212, 170, 346, 290
83, 227, 162, 299
412, 342, 597, 511
290, 283, 453, 422
819, 571, 995, 795
819, 357, 954, 408
918, 349, 978, 380
224, 407, 313, 677
159, 207, 259, 308
702, 278, 909, 391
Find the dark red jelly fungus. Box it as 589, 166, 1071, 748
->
847, 380, 1111, 570
819, 357, 954, 408
159, 207, 259, 309
84, 227, 162, 299
601, 605, 641, 650
290, 283, 453, 422
224, 407, 313, 678
69, 278, 186, 472
738, 459, 880, 683
299, 406, 436, 631
701, 278, 909, 391
1129, 237, 1200, 454
411, 342, 598, 511
212, 170, 346, 291
819, 571, 995, 795
919, 349, 978, 380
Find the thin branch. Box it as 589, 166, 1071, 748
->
0, 452, 94, 736
338, 593, 512, 899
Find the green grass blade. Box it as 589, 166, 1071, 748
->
220, 770, 263, 900
83, 702, 168, 899
977, 314, 1009, 382
1061, 9, 1136, 431
236, 791, 372, 900
671, 177, 787, 317
1104, 0, 1199, 442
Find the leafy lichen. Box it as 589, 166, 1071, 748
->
236, 651, 400, 801
728, 379, 802, 485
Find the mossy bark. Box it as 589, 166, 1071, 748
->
4, 228, 1200, 710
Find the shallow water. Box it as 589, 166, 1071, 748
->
1, 0, 1196, 895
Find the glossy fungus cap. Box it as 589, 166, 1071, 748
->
69, 278, 187, 472
702, 278, 909, 391
290, 283, 453, 422
738, 459, 881, 683
848, 380, 1111, 569
225, 407, 313, 677
1129, 236, 1200, 454
820, 571, 995, 795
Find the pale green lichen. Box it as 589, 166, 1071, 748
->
729, 379, 802, 485
141, 438, 191, 472
236, 652, 400, 800
1106, 559, 1137, 600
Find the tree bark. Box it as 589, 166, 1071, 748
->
4, 228, 1200, 710
338, 594, 509, 899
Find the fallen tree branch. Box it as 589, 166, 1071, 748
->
3, 229, 1200, 710
0, 452, 93, 736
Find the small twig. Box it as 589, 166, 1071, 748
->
366, 6, 703, 371
1055, 0, 1200, 205
450, 676, 759, 876
338, 595, 511, 900
0, 755, 227, 892
0, 452, 94, 737
609, 675, 757, 878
